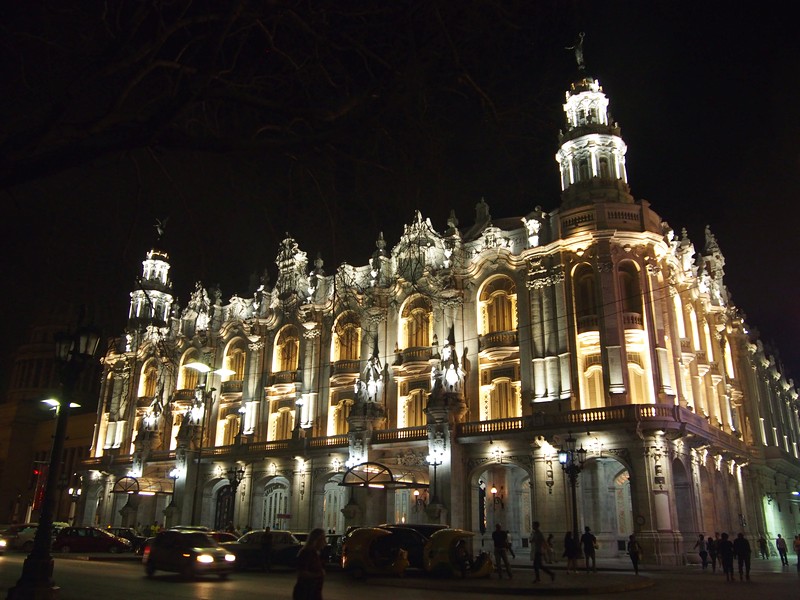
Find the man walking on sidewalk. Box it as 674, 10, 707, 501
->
492, 523, 513, 578
530, 521, 555, 583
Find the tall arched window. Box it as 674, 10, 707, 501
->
332, 312, 361, 361
405, 388, 426, 427
574, 264, 597, 319
139, 360, 158, 398
490, 379, 519, 419
479, 276, 517, 334
225, 342, 247, 380
618, 262, 643, 314
274, 326, 300, 372
323, 477, 346, 534
178, 351, 200, 390
334, 399, 351, 435
263, 480, 290, 530
672, 293, 686, 338
401, 296, 432, 348
585, 366, 604, 409
274, 408, 293, 440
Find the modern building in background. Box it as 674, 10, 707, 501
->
0, 312, 100, 526
75, 60, 799, 564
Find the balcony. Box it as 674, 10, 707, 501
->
332, 360, 361, 375
173, 389, 196, 402
221, 379, 243, 395
622, 312, 643, 330
401, 346, 432, 364
479, 331, 518, 351
272, 370, 299, 385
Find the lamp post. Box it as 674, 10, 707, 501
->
558, 433, 587, 541
66, 485, 81, 526
185, 362, 227, 526
226, 465, 245, 527
425, 455, 443, 504
8, 323, 100, 600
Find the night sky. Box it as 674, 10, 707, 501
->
2, 2, 799, 387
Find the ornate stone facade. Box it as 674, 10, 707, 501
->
77, 63, 800, 566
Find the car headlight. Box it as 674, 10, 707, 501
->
224, 553, 236, 562
0, 540, 6, 548
196, 554, 214, 563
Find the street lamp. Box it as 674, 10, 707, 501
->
185, 362, 231, 525
558, 433, 587, 541
426, 454, 443, 504
66, 485, 81, 525
226, 465, 245, 527
490, 485, 504, 509
8, 323, 100, 600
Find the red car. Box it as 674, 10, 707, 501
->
52, 526, 132, 553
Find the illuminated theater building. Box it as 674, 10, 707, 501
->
78, 63, 800, 564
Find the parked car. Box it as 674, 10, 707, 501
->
107, 527, 147, 554
295, 532, 343, 564
52, 527, 132, 553
375, 526, 429, 569
209, 531, 239, 544
143, 530, 235, 579
1, 522, 69, 552
221, 529, 301, 570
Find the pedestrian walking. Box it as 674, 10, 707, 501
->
563, 532, 579, 573
776, 534, 789, 565
694, 533, 708, 570
794, 535, 800, 570
545, 533, 556, 563
757, 535, 768, 559
492, 523, 513, 578
718, 532, 735, 582
261, 526, 274, 572
706, 536, 717, 573
293, 528, 326, 600
530, 521, 555, 583
580, 526, 597, 572
732, 532, 751, 581
627, 534, 642, 575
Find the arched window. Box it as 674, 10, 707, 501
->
672, 293, 686, 338
323, 477, 346, 533
178, 350, 201, 390
334, 399, 352, 435
274, 326, 300, 372
401, 296, 432, 348
584, 366, 604, 409
332, 312, 361, 361
479, 276, 517, 334
598, 156, 611, 179
618, 262, 643, 314
628, 362, 648, 404
578, 158, 590, 181
225, 342, 247, 380
405, 388, 426, 427
221, 413, 239, 446
263, 480, 290, 530
490, 379, 519, 419
574, 264, 597, 319
139, 360, 158, 398
274, 408, 293, 440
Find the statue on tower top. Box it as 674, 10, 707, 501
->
566, 32, 586, 71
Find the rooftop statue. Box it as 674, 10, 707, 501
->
566, 32, 586, 71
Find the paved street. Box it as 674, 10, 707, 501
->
0, 552, 798, 600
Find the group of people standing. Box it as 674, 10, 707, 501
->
694, 531, 791, 581
492, 523, 608, 582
